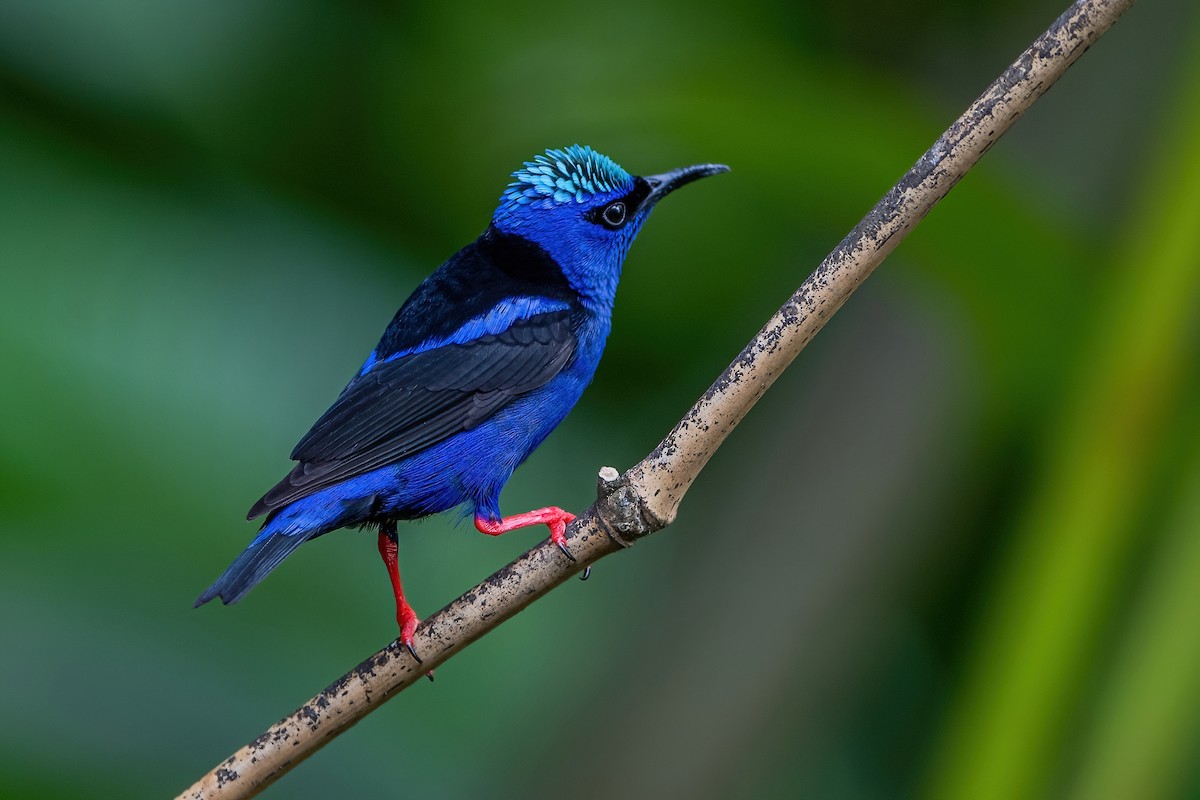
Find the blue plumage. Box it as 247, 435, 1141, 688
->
196, 145, 728, 656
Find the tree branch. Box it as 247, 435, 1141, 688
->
180, 1, 1136, 796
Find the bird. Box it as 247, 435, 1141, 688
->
195, 145, 728, 662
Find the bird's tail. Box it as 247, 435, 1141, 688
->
193, 524, 314, 607
194, 495, 374, 607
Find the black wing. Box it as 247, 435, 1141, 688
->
248, 310, 576, 519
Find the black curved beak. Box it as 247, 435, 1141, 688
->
640, 163, 730, 212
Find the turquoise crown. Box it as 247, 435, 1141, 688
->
501, 145, 633, 208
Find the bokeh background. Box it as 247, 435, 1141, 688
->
2, 1, 1198, 798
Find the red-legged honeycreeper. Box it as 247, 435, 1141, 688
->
195, 145, 728, 660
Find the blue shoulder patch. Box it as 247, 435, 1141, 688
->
501, 145, 633, 208
361, 296, 572, 375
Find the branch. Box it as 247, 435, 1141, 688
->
180, 1, 1136, 796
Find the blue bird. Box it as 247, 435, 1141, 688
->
196, 145, 728, 660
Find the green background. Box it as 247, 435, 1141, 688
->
2, 1, 1198, 797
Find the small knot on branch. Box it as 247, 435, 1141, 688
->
593, 466, 656, 548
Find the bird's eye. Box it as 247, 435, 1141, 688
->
601, 202, 627, 228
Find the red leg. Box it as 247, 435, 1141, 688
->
377, 522, 424, 668
474, 506, 577, 561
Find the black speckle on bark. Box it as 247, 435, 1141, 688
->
300, 705, 320, 731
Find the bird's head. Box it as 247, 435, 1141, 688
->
493, 145, 728, 307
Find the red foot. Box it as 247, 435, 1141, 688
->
377, 524, 433, 680
395, 595, 420, 657
475, 506, 578, 561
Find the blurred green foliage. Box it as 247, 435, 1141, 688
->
1, 1, 1197, 798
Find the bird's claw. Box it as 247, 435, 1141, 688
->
549, 510, 577, 562
556, 537, 577, 562
580, 565, 592, 581
401, 637, 434, 681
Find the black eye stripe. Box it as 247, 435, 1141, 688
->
622, 177, 652, 211
585, 177, 649, 230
